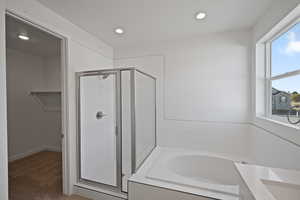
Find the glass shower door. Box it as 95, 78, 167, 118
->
78, 71, 120, 188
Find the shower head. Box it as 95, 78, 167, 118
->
102, 74, 110, 79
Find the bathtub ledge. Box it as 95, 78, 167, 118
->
129, 147, 244, 200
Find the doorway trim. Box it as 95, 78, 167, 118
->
5, 10, 70, 195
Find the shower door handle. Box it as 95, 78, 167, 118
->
96, 111, 106, 119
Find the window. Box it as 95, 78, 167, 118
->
280, 96, 287, 103
267, 21, 300, 125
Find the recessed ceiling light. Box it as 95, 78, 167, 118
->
18, 34, 30, 40
114, 28, 124, 35
195, 12, 206, 20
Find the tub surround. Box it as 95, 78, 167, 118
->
235, 163, 300, 200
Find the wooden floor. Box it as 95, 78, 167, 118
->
9, 151, 89, 200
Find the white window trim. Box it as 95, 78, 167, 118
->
264, 17, 300, 123
254, 4, 300, 146
265, 41, 272, 117
271, 69, 300, 81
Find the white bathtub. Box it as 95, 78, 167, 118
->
129, 147, 254, 200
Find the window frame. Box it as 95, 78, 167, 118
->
280, 96, 287, 103
265, 18, 300, 123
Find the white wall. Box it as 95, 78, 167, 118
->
115, 55, 164, 144
67, 41, 113, 193
116, 26, 300, 170
44, 56, 61, 91
4, 0, 114, 196
1, 1, 298, 199
115, 30, 253, 159
253, 0, 300, 42
0, 0, 8, 199
251, 0, 300, 139
250, 0, 300, 167
6, 48, 62, 161
249, 125, 300, 170
42, 56, 62, 153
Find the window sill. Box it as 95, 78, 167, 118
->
256, 116, 300, 130
253, 116, 300, 147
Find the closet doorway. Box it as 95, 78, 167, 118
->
5, 13, 68, 200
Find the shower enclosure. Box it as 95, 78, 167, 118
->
76, 68, 156, 193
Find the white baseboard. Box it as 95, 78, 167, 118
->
9, 147, 45, 162
44, 145, 62, 152
9, 145, 62, 162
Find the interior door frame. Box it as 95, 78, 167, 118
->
4, 10, 70, 195
76, 69, 123, 193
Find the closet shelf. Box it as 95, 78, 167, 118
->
30, 91, 61, 112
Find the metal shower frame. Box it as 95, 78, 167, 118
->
75, 67, 157, 193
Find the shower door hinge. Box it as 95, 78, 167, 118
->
115, 126, 118, 136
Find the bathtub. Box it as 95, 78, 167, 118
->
129, 147, 254, 200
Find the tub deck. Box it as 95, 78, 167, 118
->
129, 147, 253, 200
